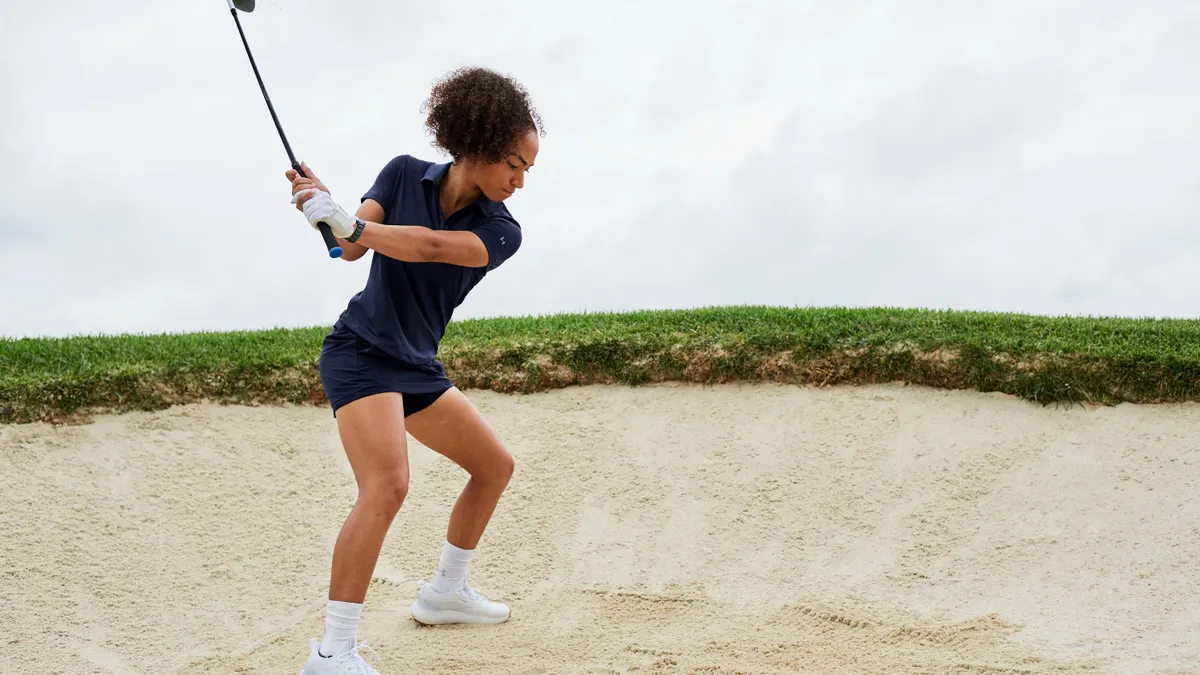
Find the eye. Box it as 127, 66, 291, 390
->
507, 161, 518, 169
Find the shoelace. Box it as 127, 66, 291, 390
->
335, 640, 379, 675
457, 577, 486, 602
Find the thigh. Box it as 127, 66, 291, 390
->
334, 391, 410, 490
404, 387, 511, 477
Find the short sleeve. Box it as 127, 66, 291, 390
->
361, 155, 408, 220
472, 213, 523, 271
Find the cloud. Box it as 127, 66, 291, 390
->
2, 0, 1198, 338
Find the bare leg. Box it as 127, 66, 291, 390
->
328, 392, 409, 603
405, 387, 515, 549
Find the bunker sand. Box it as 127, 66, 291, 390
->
2, 383, 1198, 674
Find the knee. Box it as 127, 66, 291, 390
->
362, 469, 409, 514
493, 449, 515, 486
503, 450, 516, 481
472, 446, 514, 489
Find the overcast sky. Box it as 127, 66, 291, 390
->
1, 1, 1197, 338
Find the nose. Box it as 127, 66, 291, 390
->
513, 171, 524, 190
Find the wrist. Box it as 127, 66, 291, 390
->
345, 217, 367, 243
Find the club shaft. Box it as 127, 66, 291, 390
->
229, 8, 341, 258
230, 8, 298, 167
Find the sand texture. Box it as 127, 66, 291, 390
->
2, 382, 1198, 674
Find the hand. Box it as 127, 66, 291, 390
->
293, 190, 356, 239
285, 161, 329, 212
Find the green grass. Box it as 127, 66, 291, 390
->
3, 305, 1199, 424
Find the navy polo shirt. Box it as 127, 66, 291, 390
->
335, 154, 522, 366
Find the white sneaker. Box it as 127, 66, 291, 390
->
298, 637, 380, 675
410, 581, 511, 625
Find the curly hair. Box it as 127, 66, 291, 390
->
421, 66, 545, 164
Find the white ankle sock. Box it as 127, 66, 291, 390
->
319, 600, 363, 657
430, 540, 473, 593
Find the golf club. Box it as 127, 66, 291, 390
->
226, 0, 342, 258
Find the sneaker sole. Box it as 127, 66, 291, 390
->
410, 600, 510, 625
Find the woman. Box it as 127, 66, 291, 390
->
289, 66, 543, 675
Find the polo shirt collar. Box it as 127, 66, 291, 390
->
422, 160, 504, 216
422, 161, 451, 184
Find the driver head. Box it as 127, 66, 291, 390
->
230, 0, 255, 12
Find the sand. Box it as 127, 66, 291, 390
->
2, 382, 1198, 674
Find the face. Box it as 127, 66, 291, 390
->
470, 129, 540, 202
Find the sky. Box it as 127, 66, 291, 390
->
1, 0, 1197, 338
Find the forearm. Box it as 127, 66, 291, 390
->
335, 239, 369, 261
333, 198, 489, 267
355, 222, 436, 263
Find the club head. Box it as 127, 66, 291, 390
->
230, 0, 255, 12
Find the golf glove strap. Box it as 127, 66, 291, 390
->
294, 190, 355, 239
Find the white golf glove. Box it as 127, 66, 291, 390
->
292, 189, 355, 239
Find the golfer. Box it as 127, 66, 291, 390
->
288, 66, 543, 674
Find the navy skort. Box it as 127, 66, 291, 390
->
319, 321, 453, 417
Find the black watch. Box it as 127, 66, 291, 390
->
346, 217, 366, 243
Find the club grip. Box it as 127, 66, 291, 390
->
292, 162, 342, 258
317, 221, 343, 258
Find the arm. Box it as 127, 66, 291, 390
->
288, 159, 514, 268
354, 220, 490, 267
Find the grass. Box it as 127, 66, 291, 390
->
3, 305, 1199, 424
